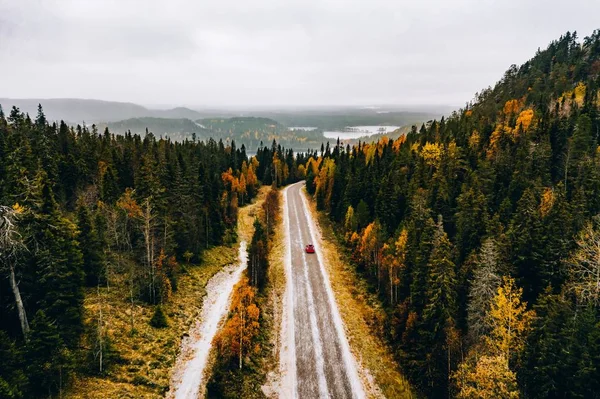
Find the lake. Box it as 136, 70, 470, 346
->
323, 125, 400, 139
289, 126, 318, 131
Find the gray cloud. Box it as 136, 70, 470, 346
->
0, 0, 599, 107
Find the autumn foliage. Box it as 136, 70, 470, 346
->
300, 31, 600, 398
213, 277, 260, 369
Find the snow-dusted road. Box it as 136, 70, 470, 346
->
168, 242, 248, 399
280, 182, 365, 399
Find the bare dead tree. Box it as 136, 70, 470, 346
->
568, 217, 600, 308
129, 263, 136, 335
95, 284, 104, 374
0, 205, 30, 340
467, 238, 502, 343
141, 198, 156, 303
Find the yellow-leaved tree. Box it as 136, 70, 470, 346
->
539, 187, 555, 218
359, 221, 384, 288
421, 141, 443, 168
454, 276, 534, 398
487, 276, 535, 365
314, 158, 336, 211
382, 228, 408, 305
454, 354, 519, 399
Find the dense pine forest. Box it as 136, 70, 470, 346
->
306, 30, 600, 398
0, 103, 305, 398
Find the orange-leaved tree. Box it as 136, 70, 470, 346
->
214, 277, 260, 369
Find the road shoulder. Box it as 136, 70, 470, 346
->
302, 187, 415, 399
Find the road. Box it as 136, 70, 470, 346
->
168, 242, 248, 399
282, 182, 365, 399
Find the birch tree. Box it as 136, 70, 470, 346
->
487, 277, 534, 366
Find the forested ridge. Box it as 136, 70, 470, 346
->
306, 30, 600, 397
0, 103, 304, 397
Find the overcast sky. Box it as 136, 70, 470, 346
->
1, 0, 599, 108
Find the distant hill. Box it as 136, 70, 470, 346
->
198, 116, 286, 135
0, 98, 216, 123
151, 107, 206, 120
99, 116, 285, 138
0, 98, 151, 123
98, 117, 211, 139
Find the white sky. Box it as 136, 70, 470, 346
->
1, 0, 599, 108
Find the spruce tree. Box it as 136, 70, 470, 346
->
0, 330, 26, 399
421, 216, 458, 396
26, 310, 72, 397
30, 174, 85, 345
77, 204, 104, 286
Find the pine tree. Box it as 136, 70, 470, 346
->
509, 188, 545, 301
29, 174, 85, 345
149, 305, 169, 328
522, 289, 576, 398
26, 310, 72, 397
0, 330, 26, 399
455, 180, 488, 262
77, 204, 104, 286
421, 216, 458, 396
248, 218, 268, 289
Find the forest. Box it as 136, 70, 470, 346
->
306, 30, 600, 398
3, 27, 600, 399
0, 103, 306, 398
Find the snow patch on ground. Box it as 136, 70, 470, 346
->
167, 241, 248, 399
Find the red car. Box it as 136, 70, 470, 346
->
305, 244, 315, 254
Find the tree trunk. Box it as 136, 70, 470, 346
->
9, 264, 29, 340
390, 271, 394, 305
105, 252, 110, 293
98, 284, 103, 374
564, 146, 571, 194
206, 210, 209, 249
142, 199, 155, 303
239, 310, 244, 370
129, 255, 136, 335
151, 236, 155, 303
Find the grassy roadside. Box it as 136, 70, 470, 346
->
238, 187, 269, 243
67, 189, 269, 399
67, 247, 237, 399
302, 187, 415, 399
